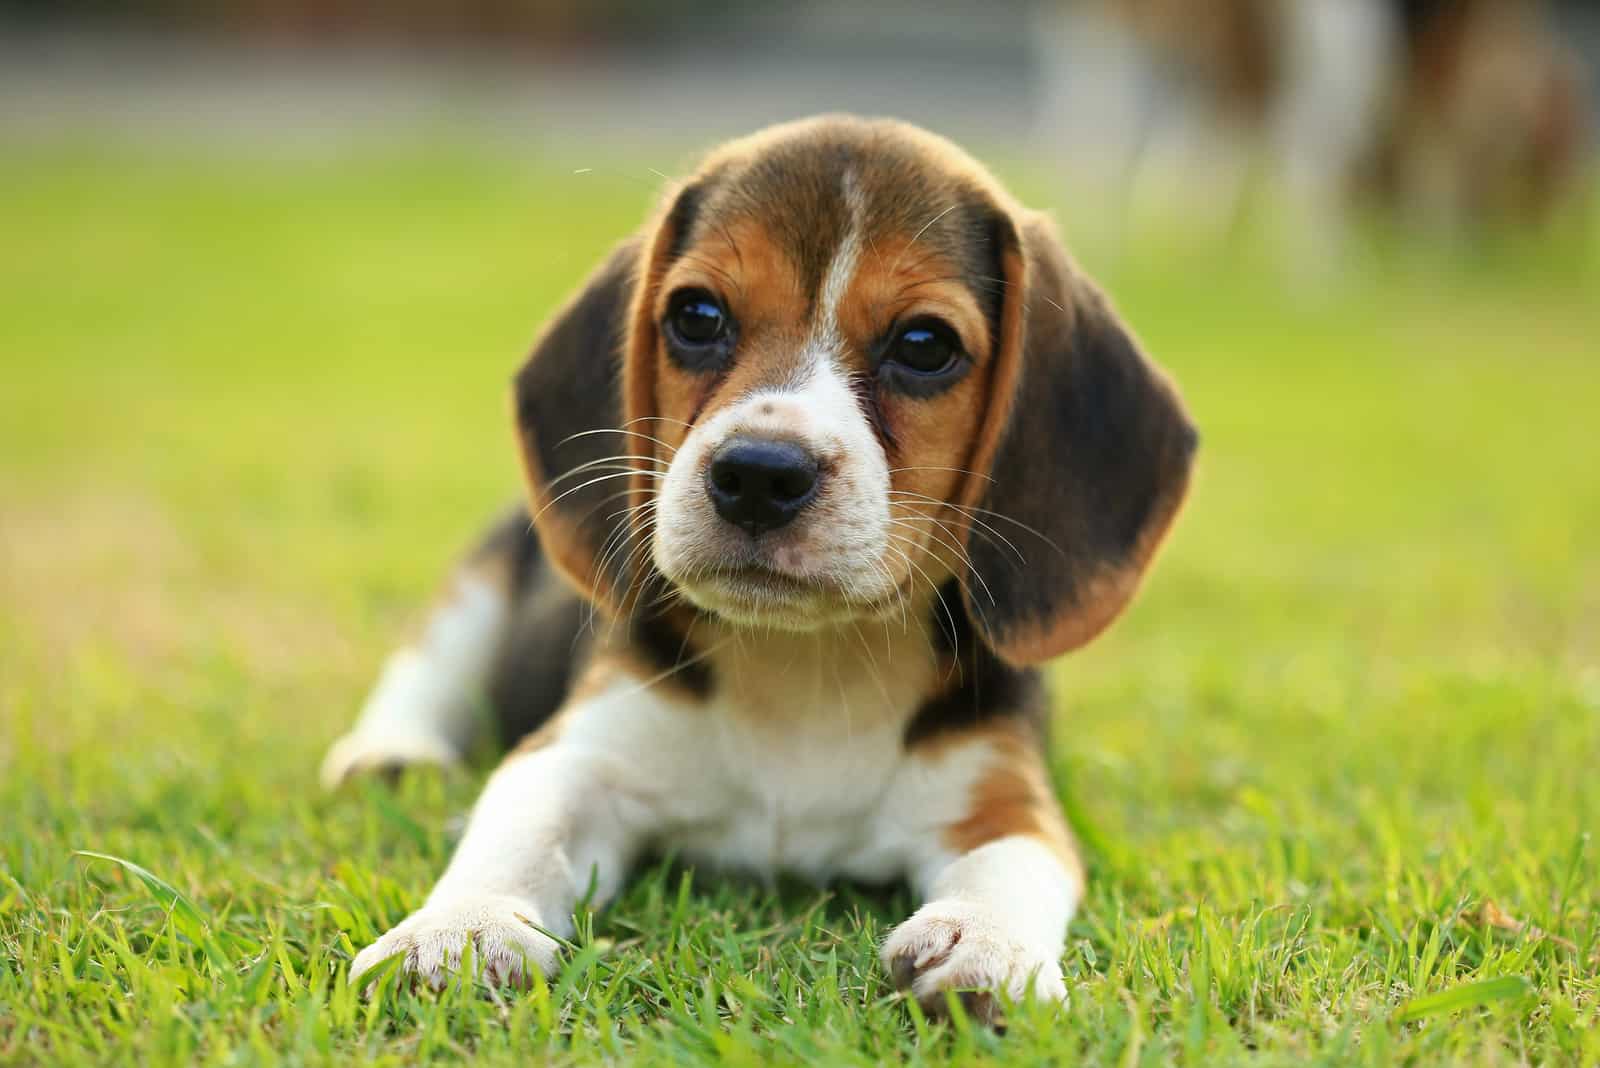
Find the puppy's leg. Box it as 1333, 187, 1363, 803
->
882, 734, 1083, 1023
349, 671, 651, 990
353, 658, 684, 991
321, 506, 535, 787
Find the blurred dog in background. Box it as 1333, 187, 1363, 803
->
1036, 0, 1591, 247
1360, 0, 1590, 229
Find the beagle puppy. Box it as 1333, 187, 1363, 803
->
324, 115, 1197, 1019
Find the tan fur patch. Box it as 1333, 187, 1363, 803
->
840, 233, 997, 585
650, 216, 810, 433
942, 728, 1084, 890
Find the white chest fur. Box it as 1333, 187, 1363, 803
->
559, 626, 984, 885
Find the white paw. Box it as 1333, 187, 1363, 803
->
321, 645, 484, 788
319, 729, 461, 788
881, 900, 1067, 1022
349, 895, 561, 992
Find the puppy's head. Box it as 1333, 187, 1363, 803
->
516, 116, 1196, 665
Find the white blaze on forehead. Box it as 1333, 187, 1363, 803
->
648, 165, 896, 618
807, 170, 866, 365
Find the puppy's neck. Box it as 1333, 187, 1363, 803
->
691, 612, 944, 730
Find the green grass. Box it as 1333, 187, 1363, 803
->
2, 143, 1598, 1066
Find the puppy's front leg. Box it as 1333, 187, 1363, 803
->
350, 738, 636, 990
882, 738, 1083, 1022
322, 507, 535, 787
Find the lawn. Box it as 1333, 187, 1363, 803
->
1, 143, 1597, 1066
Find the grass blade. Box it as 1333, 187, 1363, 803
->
1393, 976, 1532, 1023
75, 850, 236, 969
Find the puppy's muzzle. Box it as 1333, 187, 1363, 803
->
706, 436, 820, 537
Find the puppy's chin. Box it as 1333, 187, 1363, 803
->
681, 586, 855, 632
656, 553, 907, 632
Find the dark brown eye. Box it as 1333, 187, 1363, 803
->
668, 290, 727, 347
884, 319, 960, 376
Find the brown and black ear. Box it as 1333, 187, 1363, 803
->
514, 177, 712, 615
513, 236, 644, 614
962, 214, 1198, 665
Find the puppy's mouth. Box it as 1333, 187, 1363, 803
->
669, 553, 906, 629
714, 562, 816, 593
686, 558, 845, 615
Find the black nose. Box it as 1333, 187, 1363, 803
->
706, 436, 820, 536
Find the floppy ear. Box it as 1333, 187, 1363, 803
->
513, 237, 644, 614
514, 180, 709, 616
959, 214, 1198, 665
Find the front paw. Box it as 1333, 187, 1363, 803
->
320, 729, 461, 789
881, 900, 1066, 1023
349, 895, 560, 992
321, 648, 474, 788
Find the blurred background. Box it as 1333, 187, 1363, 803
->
3, 4, 1599, 1061
4, 0, 1597, 237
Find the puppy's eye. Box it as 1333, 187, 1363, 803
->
884, 319, 960, 376
667, 290, 728, 349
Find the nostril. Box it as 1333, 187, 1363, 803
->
712, 467, 742, 495
772, 470, 814, 501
